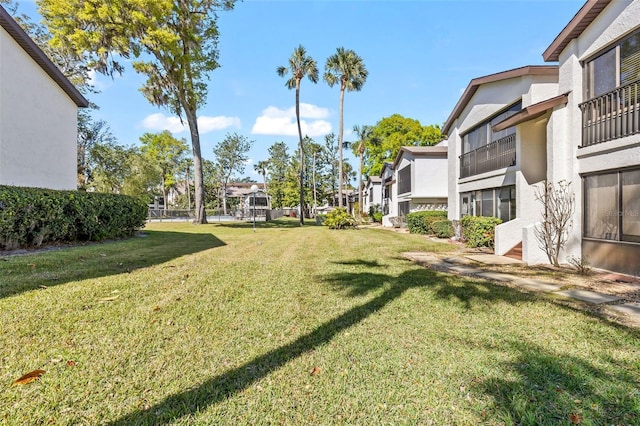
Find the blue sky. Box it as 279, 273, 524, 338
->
18, 0, 584, 179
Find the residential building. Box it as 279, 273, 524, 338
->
394, 142, 448, 217
362, 176, 382, 215
444, 66, 561, 261
381, 141, 449, 227
380, 162, 396, 227
445, 0, 640, 276
542, 0, 640, 275
0, 6, 88, 190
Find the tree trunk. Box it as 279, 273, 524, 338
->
162, 173, 168, 214
338, 84, 345, 208
295, 79, 305, 225
312, 150, 317, 216
262, 173, 270, 209
186, 163, 191, 211
358, 147, 364, 216
184, 106, 207, 224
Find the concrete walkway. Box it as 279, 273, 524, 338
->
403, 252, 640, 327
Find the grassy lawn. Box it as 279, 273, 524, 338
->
1, 219, 639, 425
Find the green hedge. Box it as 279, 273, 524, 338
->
460, 215, 502, 248
323, 208, 356, 229
406, 210, 448, 234
431, 220, 454, 238
0, 186, 147, 250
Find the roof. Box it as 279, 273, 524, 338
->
543, 0, 612, 62
492, 93, 569, 132
392, 145, 447, 170
442, 65, 559, 135
0, 6, 88, 107
366, 176, 382, 184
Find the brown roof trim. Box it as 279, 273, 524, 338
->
0, 6, 88, 107
392, 145, 447, 169
543, 0, 611, 62
442, 65, 558, 135
491, 93, 569, 132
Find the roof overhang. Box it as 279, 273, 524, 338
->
443, 65, 559, 135
542, 0, 611, 62
491, 93, 569, 132
0, 6, 89, 108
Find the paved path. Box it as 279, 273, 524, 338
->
403, 252, 640, 327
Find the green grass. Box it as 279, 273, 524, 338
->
1, 219, 639, 425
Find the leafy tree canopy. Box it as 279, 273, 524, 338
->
365, 114, 443, 177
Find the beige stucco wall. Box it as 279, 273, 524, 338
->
0, 26, 78, 190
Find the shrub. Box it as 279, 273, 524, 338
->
406, 210, 448, 234
372, 212, 382, 223
323, 208, 356, 229
431, 220, 454, 239
0, 186, 148, 250
460, 215, 502, 248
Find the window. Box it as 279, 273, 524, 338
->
369, 190, 373, 203
460, 185, 515, 221
584, 173, 618, 240
584, 168, 640, 243
622, 169, 640, 242
585, 30, 640, 99
398, 201, 410, 217
397, 165, 411, 195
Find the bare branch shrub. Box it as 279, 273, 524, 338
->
534, 180, 575, 266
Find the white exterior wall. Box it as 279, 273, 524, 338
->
448, 76, 559, 224
363, 181, 382, 214
549, 0, 640, 266
413, 155, 448, 198
0, 27, 78, 190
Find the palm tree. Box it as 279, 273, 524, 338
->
254, 160, 270, 208
277, 45, 318, 225
324, 47, 368, 208
350, 124, 374, 216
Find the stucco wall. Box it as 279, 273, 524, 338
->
551, 0, 640, 266
447, 75, 560, 224
0, 27, 78, 190
413, 155, 448, 198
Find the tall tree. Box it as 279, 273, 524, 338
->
37, 0, 237, 224
213, 133, 253, 215
77, 113, 116, 189
266, 142, 290, 209
253, 160, 270, 208
366, 114, 443, 176
322, 133, 339, 206
277, 45, 318, 224
347, 125, 375, 216
140, 131, 189, 213
323, 47, 368, 208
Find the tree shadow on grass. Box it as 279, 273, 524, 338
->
107, 261, 540, 425
213, 218, 316, 229
474, 339, 640, 424
0, 230, 225, 299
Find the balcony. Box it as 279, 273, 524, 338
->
580, 80, 640, 147
459, 134, 516, 179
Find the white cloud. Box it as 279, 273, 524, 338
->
251, 103, 332, 137
198, 116, 242, 133
140, 113, 241, 134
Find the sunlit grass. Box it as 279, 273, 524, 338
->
1, 220, 639, 425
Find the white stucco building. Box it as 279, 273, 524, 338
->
381, 142, 448, 227
362, 175, 382, 215
0, 6, 88, 190
444, 66, 561, 263
541, 0, 640, 275
444, 0, 640, 276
